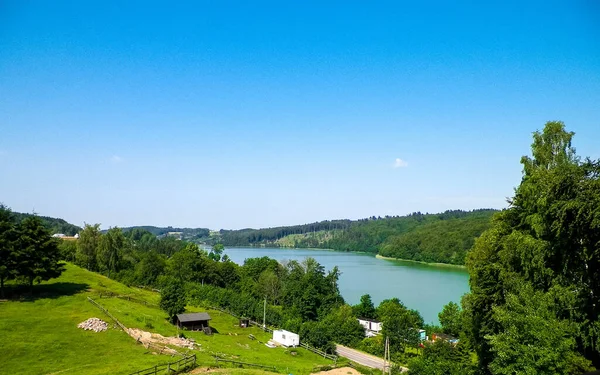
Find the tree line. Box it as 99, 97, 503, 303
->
217, 209, 497, 265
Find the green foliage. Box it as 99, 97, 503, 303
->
353, 294, 376, 319
438, 301, 461, 337
97, 227, 125, 277
408, 341, 475, 375
76, 223, 101, 271
465, 121, 600, 372
377, 298, 423, 353
218, 210, 496, 265
159, 278, 186, 321
486, 283, 592, 375
0, 204, 19, 297
17, 216, 65, 288
379, 211, 494, 264
12, 211, 81, 236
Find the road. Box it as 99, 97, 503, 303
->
335, 344, 408, 372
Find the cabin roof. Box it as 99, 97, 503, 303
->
176, 312, 211, 322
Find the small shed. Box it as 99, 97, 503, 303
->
176, 312, 211, 331
272, 329, 299, 347
239, 318, 250, 328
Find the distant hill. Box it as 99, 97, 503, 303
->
120, 226, 210, 241
13, 212, 82, 236
217, 209, 499, 265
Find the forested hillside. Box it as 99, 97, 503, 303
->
13, 212, 82, 236
218, 209, 498, 265
120, 226, 210, 240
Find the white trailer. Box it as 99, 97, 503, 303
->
272, 329, 300, 347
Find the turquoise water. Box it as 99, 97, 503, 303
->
223, 247, 470, 324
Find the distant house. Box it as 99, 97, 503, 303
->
52, 233, 66, 238
358, 318, 382, 334
417, 329, 426, 341
175, 312, 211, 331
272, 329, 299, 347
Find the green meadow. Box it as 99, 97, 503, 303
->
0, 264, 333, 375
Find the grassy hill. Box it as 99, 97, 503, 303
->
0, 264, 333, 375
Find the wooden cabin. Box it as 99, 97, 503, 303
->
175, 312, 211, 331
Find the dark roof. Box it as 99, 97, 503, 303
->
176, 312, 211, 322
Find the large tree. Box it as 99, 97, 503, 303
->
76, 223, 101, 271
18, 216, 65, 289
354, 294, 376, 319
160, 278, 186, 322
0, 205, 18, 297
466, 121, 600, 373
97, 227, 125, 278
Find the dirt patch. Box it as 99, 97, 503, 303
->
311, 367, 361, 375
127, 328, 198, 352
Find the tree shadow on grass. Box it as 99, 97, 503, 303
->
1, 282, 90, 302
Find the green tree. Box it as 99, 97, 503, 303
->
134, 251, 166, 286
97, 227, 125, 277
0, 205, 18, 297
408, 340, 475, 375
354, 294, 376, 319
486, 283, 592, 375
160, 278, 186, 322
209, 243, 224, 262
166, 243, 204, 283
18, 216, 65, 289
466, 121, 600, 371
438, 301, 461, 337
377, 298, 422, 353
76, 223, 101, 270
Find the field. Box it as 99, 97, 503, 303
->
0, 264, 333, 375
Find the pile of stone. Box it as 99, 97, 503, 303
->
78, 318, 108, 332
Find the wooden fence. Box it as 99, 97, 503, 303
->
300, 342, 338, 361
214, 357, 276, 371
87, 296, 127, 331
87, 297, 183, 357
129, 355, 196, 375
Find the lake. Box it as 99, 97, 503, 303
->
223, 247, 470, 324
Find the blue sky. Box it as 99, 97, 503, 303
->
1, 1, 599, 229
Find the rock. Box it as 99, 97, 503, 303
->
78, 317, 108, 332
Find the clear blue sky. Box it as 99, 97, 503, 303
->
1, 1, 599, 230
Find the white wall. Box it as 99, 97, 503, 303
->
273, 329, 300, 347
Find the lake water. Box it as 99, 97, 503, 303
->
223, 247, 470, 324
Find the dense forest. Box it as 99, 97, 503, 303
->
12, 212, 82, 236
219, 209, 497, 265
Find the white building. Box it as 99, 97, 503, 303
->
358, 319, 382, 333
272, 329, 299, 347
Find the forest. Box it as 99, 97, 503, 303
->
218, 209, 497, 265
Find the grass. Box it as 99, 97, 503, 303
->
0, 264, 332, 375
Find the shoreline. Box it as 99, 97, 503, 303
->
375, 254, 467, 269
224, 245, 467, 269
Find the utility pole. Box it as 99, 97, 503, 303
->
382, 336, 391, 375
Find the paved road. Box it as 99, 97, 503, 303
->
335, 344, 408, 373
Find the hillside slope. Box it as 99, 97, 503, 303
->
218, 209, 498, 265
0, 264, 332, 375
13, 211, 82, 236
